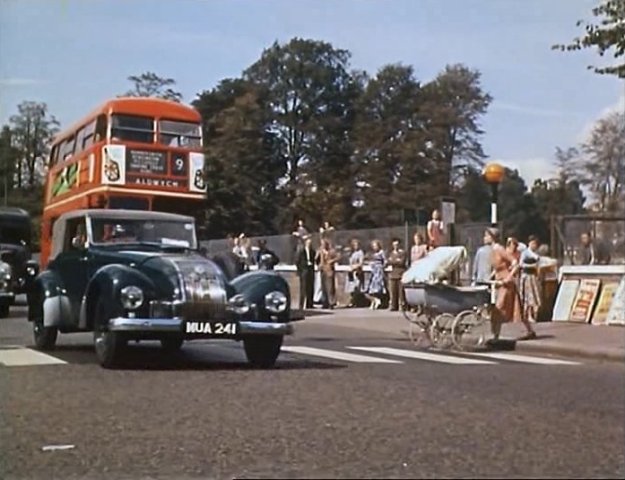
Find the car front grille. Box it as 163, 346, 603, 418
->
164, 257, 229, 321
181, 274, 227, 321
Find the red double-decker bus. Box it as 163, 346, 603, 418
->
40, 97, 206, 267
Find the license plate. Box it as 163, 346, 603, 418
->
184, 321, 238, 336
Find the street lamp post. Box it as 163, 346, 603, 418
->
482, 163, 505, 227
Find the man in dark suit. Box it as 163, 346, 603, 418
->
296, 237, 316, 309
387, 238, 407, 311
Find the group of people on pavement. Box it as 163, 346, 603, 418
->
295, 210, 447, 312
230, 234, 280, 272
219, 212, 615, 347
472, 228, 612, 343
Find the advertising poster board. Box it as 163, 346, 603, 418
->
552, 279, 580, 322
592, 282, 619, 325
606, 276, 625, 326
569, 279, 601, 323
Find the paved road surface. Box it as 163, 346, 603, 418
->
1, 303, 624, 479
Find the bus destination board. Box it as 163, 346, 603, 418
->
126, 149, 167, 174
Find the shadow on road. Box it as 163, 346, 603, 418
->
297, 309, 333, 318
43, 343, 347, 372
490, 335, 555, 351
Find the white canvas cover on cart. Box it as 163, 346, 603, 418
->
401, 246, 468, 284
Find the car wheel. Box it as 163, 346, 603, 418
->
93, 299, 125, 368
31, 294, 57, 350
243, 335, 283, 369
160, 337, 184, 352
0, 301, 10, 319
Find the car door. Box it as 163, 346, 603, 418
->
50, 217, 91, 326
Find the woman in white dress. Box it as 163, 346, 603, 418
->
345, 239, 365, 307
519, 235, 542, 330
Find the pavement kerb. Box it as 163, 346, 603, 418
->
511, 341, 625, 363
396, 326, 625, 363
304, 309, 625, 364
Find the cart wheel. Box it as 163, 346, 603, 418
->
408, 318, 433, 349
430, 313, 455, 349
451, 310, 489, 351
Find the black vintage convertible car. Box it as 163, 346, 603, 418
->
28, 209, 297, 368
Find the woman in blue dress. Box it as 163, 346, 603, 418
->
365, 239, 387, 310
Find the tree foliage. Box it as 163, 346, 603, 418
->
9, 101, 59, 188
194, 80, 286, 237
0, 126, 19, 201
352, 64, 431, 226
576, 111, 625, 212
189, 38, 494, 236
243, 38, 359, 228
420, 65, 492, 188
553, 0, 625, 78
456, 161, 586, 246
124, 71, 183, 102
455, 167, 491, 224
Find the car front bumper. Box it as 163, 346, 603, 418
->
108, 317, 294, 336
0, 291, 15, 301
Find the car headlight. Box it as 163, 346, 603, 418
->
228, 294, 250, 314
26, 266, 37, 277
120, 285, 144, 310
265, 291, 287, 314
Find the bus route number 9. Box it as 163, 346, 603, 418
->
172, 155, 186, 175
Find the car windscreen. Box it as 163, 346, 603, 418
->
0, 221, 31, 246
90, 218, 196, 249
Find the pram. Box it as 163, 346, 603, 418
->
401, 246, 494, 350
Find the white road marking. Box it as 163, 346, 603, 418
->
0, 348, 67, 366
348, 347, 496, 365
461, 351, 581, 365
41, 444, 75, 452
281, 346, 402, 364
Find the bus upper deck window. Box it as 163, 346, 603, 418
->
158, 120, 202, 148
110, 114, 154, 144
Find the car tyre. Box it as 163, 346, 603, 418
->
93, 299, 125, 368
160, 337, 184, 352
31, 293, 57, 350
243, 335, 283, 369
0, 301, 10, 319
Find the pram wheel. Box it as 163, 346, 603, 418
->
403, 307, 433, 348
430, 313, 455, 349
451, 309, 489, 351
402, 306, 428, 327
408, 320, 433, 348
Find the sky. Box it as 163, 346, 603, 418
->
1, 0, 623, 187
